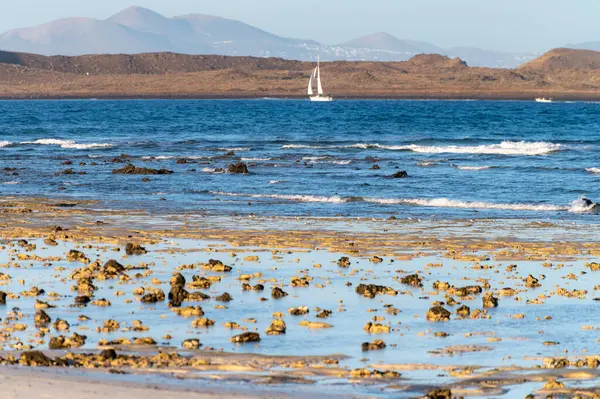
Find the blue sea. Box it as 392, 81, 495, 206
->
1, 99, 600, 220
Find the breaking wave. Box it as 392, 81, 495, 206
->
455, 165, 491, 171
210, 191, 597, 213
585, 168, 600, 174
0, 141, 13, 148
283, 141, 561, 156
21, 139, 113, 150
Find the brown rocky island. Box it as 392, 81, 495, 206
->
1, 47, 600, 100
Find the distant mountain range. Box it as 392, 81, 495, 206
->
0, 6, 597, 68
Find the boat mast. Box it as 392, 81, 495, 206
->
317, 56, 324, 96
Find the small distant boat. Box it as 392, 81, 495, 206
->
535, 97, 553, 103
308, 57, 333, 102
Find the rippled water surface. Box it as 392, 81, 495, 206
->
2, 99, 600, 220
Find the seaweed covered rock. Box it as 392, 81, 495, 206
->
181, 339, 201, 350
337, 257, 351, 267
168, 285, 189, 307
49, 333, 87, 349
362, 339, 387, 351
19, 351, 52, 367
266, 319, 286, 335
425, 388, 453, 399
112, 164, 173, 175
271, 287, 288, 299
227, 163, 249, 174
389, 171, 408, 178
125, 243, 147, 256
67, 250, 89, 263
230, 332, 260, 343
356, 284, 398, 298
482, 292, 499, 308
426, 306, 451, 322
400, 274, 423, 287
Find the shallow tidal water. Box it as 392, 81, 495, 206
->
2, 235, 600, 397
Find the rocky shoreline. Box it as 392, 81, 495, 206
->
2, 197, 600, 398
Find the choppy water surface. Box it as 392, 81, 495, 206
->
2, 99, 600, 220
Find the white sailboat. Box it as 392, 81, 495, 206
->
535, 97, 553, 103
308, 57, 333, 102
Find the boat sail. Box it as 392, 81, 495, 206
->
308, 57, 333, 102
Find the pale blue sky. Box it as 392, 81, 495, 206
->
2, 0, 599, 52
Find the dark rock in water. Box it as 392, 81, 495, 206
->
170, 273, 186, 287
112, 164, 173, 175
425, 388, 452, 399
182, 338, 201, 349
370, 165, 380, 170
35, 310, 52, 326
19, 351, 52, 367
456, 305, 471, 317
316, 309, 333, 318
271, 287, 288, 299
141, 177, 150, 182
55, 168, 75, 176
400, 274, 424, 287
100, 349, 117, 360
0, 291, 6, 305
389, 171, 408, 178
426, 306, 451, 322
103, 260, 125, 276
215, 292, 233, 302
230, 332, 260, 343
125, 243, 147, 256
74, 295, 90, 304
141, 290, 166, 304
525, 274, 541, 288
361, 339, 386, 351
356, 284, 398, 298
67, 249, 89, 263
482, 292, 499, 308
227, 162, 249, 174
337, 256, 351, 267
452, 285, 483, 297
168, 285, 189, 307
176, 158, 193, 164
49, 333, 87, 349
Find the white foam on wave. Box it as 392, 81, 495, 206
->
568, 197, 600, 214
201, 168, 225, 174
0, 140, 13, 148
216, 147, 251, 152
21, 138, 113, 150
283, 141, 560, 156
302, 156, 352, 165
209, 190, 593, 213
241, 157, 272, 161
455, 165, 491, 171
364, 197, 567, 212
404, 141, 560, 156
585, 168, 600, 174
210, 191, 346, 203
269, 180, 287, 185
2, 181, 21, 185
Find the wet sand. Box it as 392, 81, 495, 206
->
2, 196, 600, 398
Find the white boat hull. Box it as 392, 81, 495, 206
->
309, 95, 333, 102
535, 98, 553, 103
